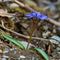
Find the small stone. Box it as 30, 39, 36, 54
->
19, 55, 26, 59
9, 3, 19, 8
3, 55, 9, 58
2, 58, 6, 60
50, 39, 59, 44
0, 49, 3, 53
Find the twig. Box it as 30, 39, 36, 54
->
14, 0, 60, 27
1, 20, 49, 42
14, 0, 35, 12
1, 20, 60, 47
48, 18, 60, 27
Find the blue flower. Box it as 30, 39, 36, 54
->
25, 12, 48, 20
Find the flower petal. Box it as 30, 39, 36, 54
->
25, 13, 33, 19
37, 13, 48, 20
25, 12, 48, 20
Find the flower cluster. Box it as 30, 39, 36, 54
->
25, 12, 48, 20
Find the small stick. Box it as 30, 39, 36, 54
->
14, 0, 60, 27
1, 20, 60, 47
1, 20, 48, 42
47, 18, 60, 27
14, 0, 35, 12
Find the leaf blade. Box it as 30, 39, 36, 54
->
34, 47, 49, 60
3, 34, 25, 49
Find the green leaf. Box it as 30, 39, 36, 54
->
34, 48, 49, 60
2, 34, 25, 49
5, 35, 29, 49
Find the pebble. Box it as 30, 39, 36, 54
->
2, 55, 9, 58
9, 3, 19, 8
19, 55, 26, 59
0, 0, 13, 2
0, 49, 3, 53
